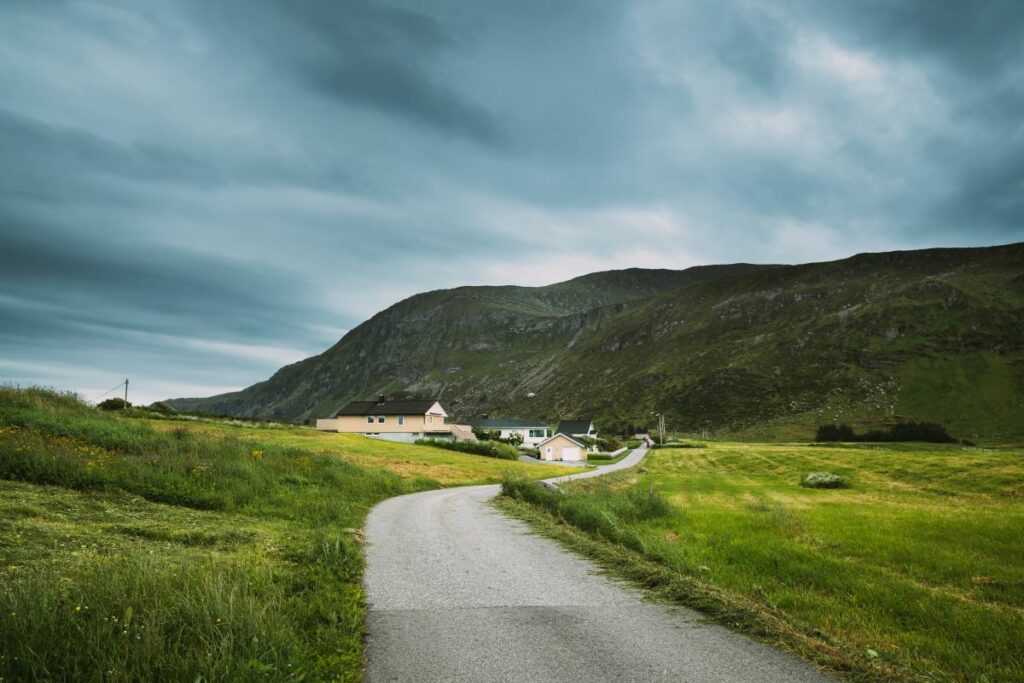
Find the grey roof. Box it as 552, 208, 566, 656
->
538, 432, 588, 448
557, 419, 594, 436
473, 418, 551, 429
333, 399, 440, 417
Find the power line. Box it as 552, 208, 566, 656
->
87, 379, 128, 404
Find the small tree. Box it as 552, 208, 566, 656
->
816, 424, 840, 441
503, 432, 524, 447
472, 428, 501, 441
97, 397, 130, 411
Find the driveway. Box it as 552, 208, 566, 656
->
363, 446, 832, 682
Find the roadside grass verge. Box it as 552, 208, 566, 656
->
0, 387, 435, 681
498, 442, 1024, 682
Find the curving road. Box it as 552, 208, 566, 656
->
363, 446, 831, 682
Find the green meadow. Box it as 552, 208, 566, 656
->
0, 388, 555, 681
500, 441, 1024, 682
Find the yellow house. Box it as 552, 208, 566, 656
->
315, 397, 475, 443
536, 432, 588, 462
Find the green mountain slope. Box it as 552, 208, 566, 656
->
168, 244, 1024, 440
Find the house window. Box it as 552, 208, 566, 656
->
366, 416, 374, 424
377, 416, 385, 424
529, 429, 545, 438
398, 415, 404, 426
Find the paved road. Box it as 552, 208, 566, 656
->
363, 446, 831, 682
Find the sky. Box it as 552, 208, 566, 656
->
1, 0, 1022, 405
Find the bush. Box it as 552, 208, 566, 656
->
595, 435, 622, 452
415, 438, 519, 460
800, 472, 849, 489
815, 421, 956, 444
147, 401, 177, 415
97, 397, 131, 411
815, 423, 856, 442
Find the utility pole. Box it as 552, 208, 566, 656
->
123, 378, 129, 408
660, 414, 666, 445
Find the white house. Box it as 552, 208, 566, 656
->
473, 418, 553, 447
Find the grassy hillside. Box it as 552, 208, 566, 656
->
500, 441, 1024, 682
146, 418, 568, 484
166, 264, 770, 421
0, 388, 557, 681
167, 243, 1024, 441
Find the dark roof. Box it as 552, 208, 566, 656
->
472, 418, 551, 429
557, 419, 594, 436
333, 399, 440, 417
538, 432, 588, 448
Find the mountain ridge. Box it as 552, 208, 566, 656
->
167, 243, 1024, 440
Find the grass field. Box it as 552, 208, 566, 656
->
500, 441, 1024, 682
0, 388, 558, 681
147, 418, 567, 484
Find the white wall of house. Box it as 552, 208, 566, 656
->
499, 427, 552, 447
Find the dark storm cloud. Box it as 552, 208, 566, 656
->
0, 0, 1021, 403
803, 0, 1024, 76
308, 60, 503, 144
186, 0, 502, 144
0, 217, 333, 351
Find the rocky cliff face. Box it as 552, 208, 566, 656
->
168, 244, 1024, 439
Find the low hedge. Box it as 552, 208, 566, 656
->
415, 438, 519, 460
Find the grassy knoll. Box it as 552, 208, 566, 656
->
0, 388, 552, 681
500, 441, 1024, 682
147, 418, 566, 484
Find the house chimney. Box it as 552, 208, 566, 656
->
378, 394, 386, 404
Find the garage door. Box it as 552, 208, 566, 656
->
561, 447, 581, 461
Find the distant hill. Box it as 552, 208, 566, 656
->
167, 243, 1024, 440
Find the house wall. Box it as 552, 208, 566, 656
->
498, 427, 552, 447
315, 413, 446, 434
539, 434, 588, 462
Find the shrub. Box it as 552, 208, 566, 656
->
147, 401, 177, 415
97, 397, 131, 411
800, 472, 849, 489
415, 438, 519, 460
815, 423, 856, 442
596, 435, 623, 452
815, 421, 956, 444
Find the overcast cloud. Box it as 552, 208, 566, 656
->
1, 0, 1022, 404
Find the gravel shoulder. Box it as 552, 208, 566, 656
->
363, 447, 832, 682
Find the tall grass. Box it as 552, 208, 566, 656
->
502, 476, 672, 553
0, 387, 434, 681
500, 442, 1024, 681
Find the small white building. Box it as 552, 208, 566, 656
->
473, 418, 553, 447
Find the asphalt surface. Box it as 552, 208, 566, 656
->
363, 446, 832, 682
